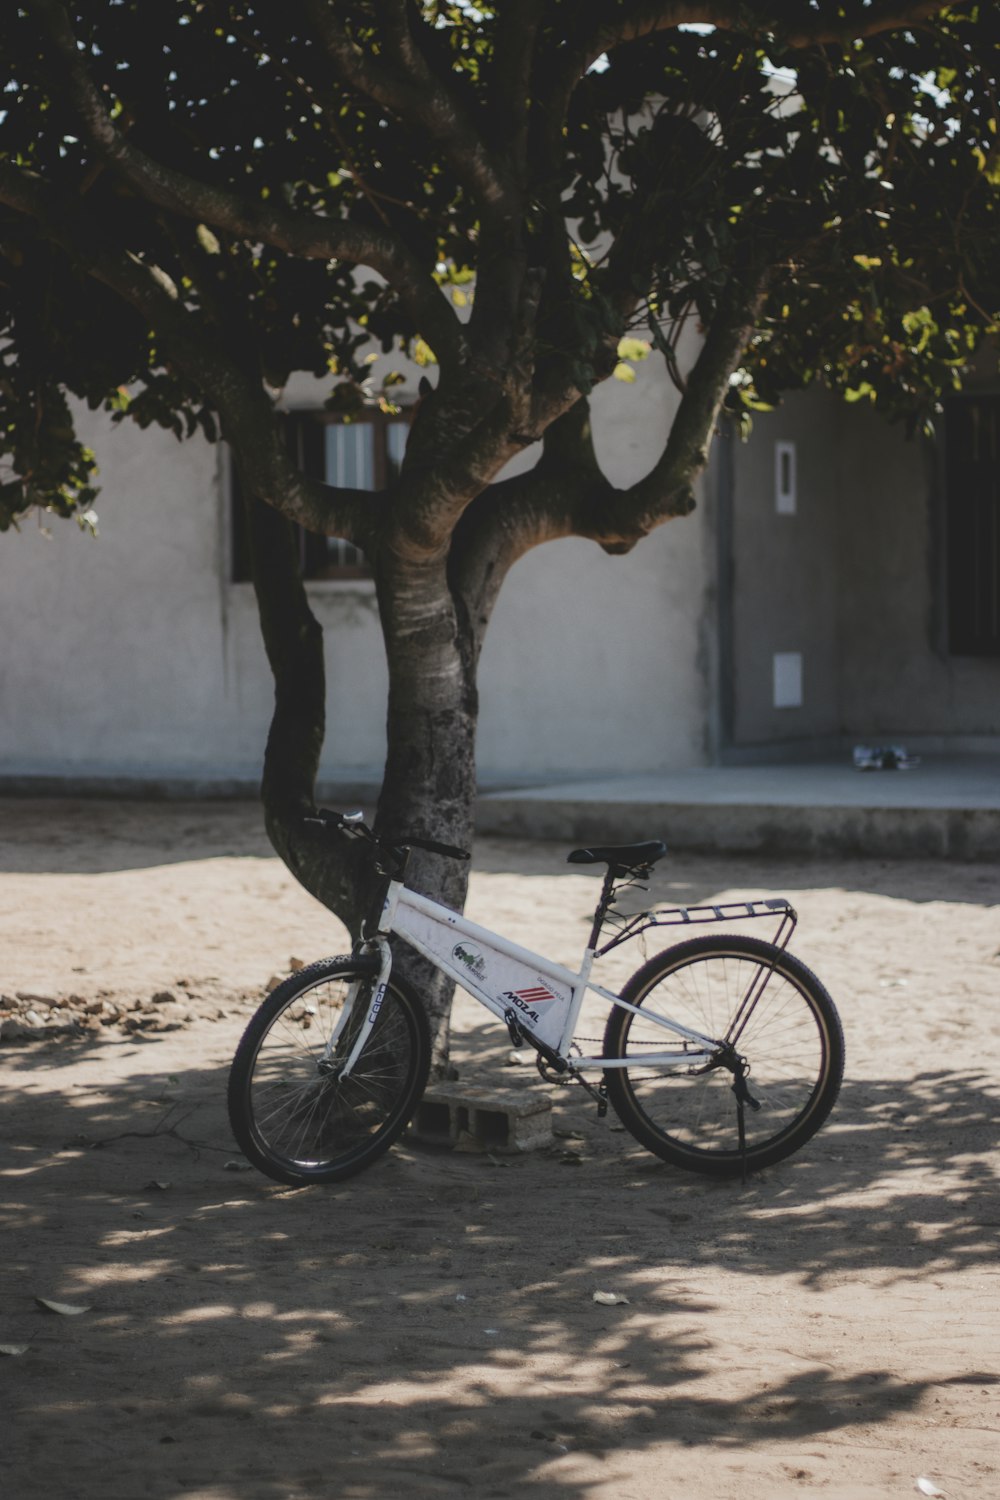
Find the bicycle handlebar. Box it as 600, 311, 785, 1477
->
303, 808, 470, 863
405, 834, 471, 862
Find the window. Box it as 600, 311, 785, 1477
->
231, 410, 409, 582
945, 395, 1000, 656
774, 440, 797, 515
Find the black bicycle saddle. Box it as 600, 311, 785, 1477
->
566, 840, 668, 875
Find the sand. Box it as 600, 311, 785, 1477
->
1, 798, 998, 1499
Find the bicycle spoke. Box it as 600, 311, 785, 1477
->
604, 936, 843, 1174
228, 961, 429, 1185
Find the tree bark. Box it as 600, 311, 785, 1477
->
243, 482, 482, 1074
240, 486, 383, 941
373, 551, 480, 1073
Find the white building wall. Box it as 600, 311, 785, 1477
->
0, 416, 235, 781
477, 356, 711, 779
0, 353, 713, 789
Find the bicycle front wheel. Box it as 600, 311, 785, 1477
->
603, 935, 844, 1176
228, 956, 430, 1187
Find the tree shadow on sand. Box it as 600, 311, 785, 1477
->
3, 1025, 998, 1500
4, 800, 998, 913
0, 798, 276, 874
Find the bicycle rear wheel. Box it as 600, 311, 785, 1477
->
602, 935, 843, 1176
228, 956, 430, 1186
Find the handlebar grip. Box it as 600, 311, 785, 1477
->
404, 835, 471, 862
302, 810, 469, 862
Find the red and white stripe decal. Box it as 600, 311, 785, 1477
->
512, 986, 557, 1005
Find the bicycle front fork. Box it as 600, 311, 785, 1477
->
320, 938, 393, 1080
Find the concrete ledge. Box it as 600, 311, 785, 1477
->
0, 775, 383, 803
3, 758, 998, 860
475, 797, 1000, 859
409, 1082, 552, 1154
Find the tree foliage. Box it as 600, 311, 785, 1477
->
4, 2, 999, 1060
1, 1, 998, 537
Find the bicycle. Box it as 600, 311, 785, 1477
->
228, 809, 844, 1187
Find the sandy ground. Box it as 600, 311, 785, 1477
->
1, 797, 998, 1500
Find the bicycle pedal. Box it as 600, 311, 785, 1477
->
504, 1009, 526, 1049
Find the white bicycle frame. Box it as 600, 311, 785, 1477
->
335, 877, 721, 1079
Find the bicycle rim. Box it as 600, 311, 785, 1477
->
604, 937, 843, 1173
229, 961, 428, 1184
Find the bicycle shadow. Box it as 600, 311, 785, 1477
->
3, 1025, 998, 1498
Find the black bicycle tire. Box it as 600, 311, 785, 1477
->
602, 934, 844, 1176
228, 955, 430, 1186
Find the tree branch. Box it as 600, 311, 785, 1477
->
381, 263, 545, 561
594, 274, 771, 542
241, 478, 383, 937
461, 1, 547, 382
449, 398, 615, 642
539, 0, 950, 165
449, 470, 568, 658
25, 0, 465, 371
452, 266, 767, 625
488, 0, 541, 170
302, 0, 517, 218
386, 387, 531, 562
0, 162, 379, 544
242, 491, 326, 820
461, 6, 542, 376
583, 0, 950, 66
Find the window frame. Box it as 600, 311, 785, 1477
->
229, 407, 411, 586
943, 392, 1000, 658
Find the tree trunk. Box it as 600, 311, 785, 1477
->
374, 552, 479, 1073
244, 485, 481, 1074
241, 487, 386, 942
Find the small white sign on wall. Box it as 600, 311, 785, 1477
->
775, 440, 797, 514
773, 651, 803, 708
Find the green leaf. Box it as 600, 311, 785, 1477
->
617, 337, 651, 363
195, 224, 221, 255
411, 339, 437, 368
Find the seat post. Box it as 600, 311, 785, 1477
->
587, 866, 620, 950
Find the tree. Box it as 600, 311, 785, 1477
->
2, 1, 998, 1063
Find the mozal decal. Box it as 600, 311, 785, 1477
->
501, 985, 558, 1026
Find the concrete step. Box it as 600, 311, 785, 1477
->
476, 758, 1000, 858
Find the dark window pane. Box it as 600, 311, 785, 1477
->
386, 420, 408, 483
231, 411, 409, 582
325, 422, 375, 489
946, 396, 1000, 656
302, 423, 375, 579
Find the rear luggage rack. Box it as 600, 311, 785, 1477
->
597, 898, 796, 957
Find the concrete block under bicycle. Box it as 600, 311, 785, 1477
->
410, 1081, 553, 1154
